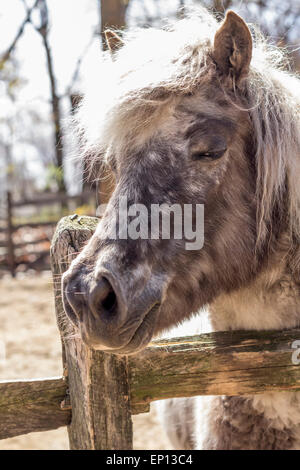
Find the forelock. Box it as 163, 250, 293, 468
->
75, 7, 218, 157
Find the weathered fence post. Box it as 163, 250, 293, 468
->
50, 216, 133, 450
6, 191, 15, 278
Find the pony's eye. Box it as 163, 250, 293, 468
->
191, 148, 226, 162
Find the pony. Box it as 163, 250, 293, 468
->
63, 8, 300, 449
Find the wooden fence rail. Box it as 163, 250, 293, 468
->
0, 377, 70, 439
0, 191, 93, 276
0, 216, 299, 449
1, 327, 300, 440
12, 193, 89, 208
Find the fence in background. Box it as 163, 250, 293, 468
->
0, 191, 93, 276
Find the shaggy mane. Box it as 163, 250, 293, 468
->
75, 7, 300, 247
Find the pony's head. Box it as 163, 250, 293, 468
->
63, 9, 300, 354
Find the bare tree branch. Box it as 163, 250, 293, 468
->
0, 0, 40, 64
63, 33, 96, 98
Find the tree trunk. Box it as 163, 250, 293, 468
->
41, 33, 65, 192
36, 0, 66, 192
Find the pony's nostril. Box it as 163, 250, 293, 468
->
97, 277, 118, 317
101, 288, 117, 314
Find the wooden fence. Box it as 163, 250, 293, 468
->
0, 216, 299, 449
0, 191, 92, 276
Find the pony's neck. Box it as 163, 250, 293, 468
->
210, 232, 300, 331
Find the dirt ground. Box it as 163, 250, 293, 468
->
0, 273, 172, 450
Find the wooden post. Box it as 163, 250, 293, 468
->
6, 191, 15, 278
50, 216, 133, 450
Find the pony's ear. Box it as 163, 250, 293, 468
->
104, 30, 124, 54
213, 11, 252, 83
